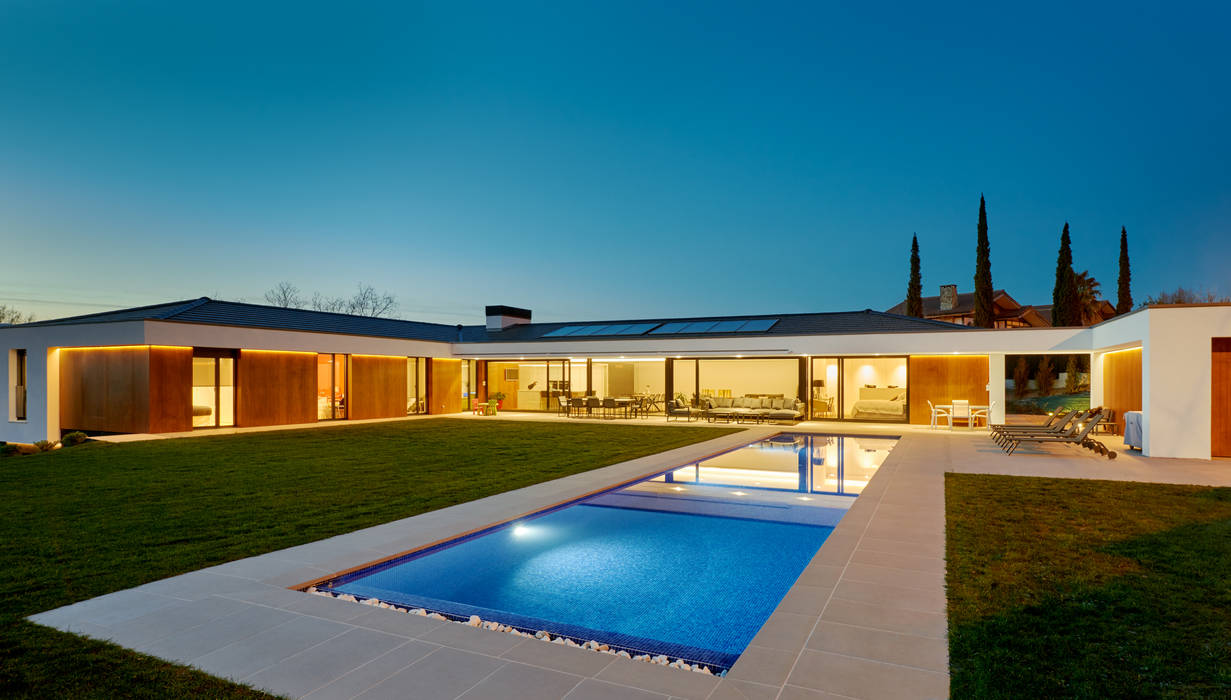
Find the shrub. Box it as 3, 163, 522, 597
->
61, 431, 89, 447
1036, 356, 1056, 397
1012, 357, 1030, 399
1065, 355, 1081, 394
0, 443, 15, 458
33, 440, 57, 452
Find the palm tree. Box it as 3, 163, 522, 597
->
1074, 270, 1104, 325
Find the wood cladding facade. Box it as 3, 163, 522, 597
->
349, 355, 408, 420
237, 351, 316, 427
907, 355, 990, 425
148, 347, 193, 433
428, 358, 463, 414
1103, 348, 1142, 436
59, 346, 193, 434
1213, 339, 1231, 458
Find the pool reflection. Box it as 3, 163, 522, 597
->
650, 433, 896, 497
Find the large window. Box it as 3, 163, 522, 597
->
590, 359, 665, 401
699, 358, 799, 404
317, 354, 348, 420
191, 349, 235, 428
841, 356, 907, 421
485, 360, 574, 411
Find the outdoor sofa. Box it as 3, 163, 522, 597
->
700, 395, 804, 423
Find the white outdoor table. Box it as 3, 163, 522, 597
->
934, 404, 990, 429
1123, 410, 1143, 450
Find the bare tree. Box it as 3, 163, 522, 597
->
345, 284, 397, 317
1142, 287, 1231, 306
264, 281, 305, 309
310, 292, 349, 314
0, 305, 35, 324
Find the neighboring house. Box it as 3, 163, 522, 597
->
886, 285, 1116, 328
2, 297, 1230, 459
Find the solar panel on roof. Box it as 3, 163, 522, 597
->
569, 325, 608, 336
736, 318, 778, 332
679, 321, 719, 333
617, 323, 660, 335
542, 326, 580, 337
598, 324, 634, 335
649, 322, 689, 334
706, 320, 747, 333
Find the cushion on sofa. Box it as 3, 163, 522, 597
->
718, 397, 732, 408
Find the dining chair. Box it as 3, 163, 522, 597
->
601, 397, 618, 419
950, 399, 971, 430
970, 400, 994, 428
928, 400, 950, 429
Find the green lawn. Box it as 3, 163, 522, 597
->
946, 473, 1231, 698
0, 418, 738, 699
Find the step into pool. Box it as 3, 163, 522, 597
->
313, 432, 897, 671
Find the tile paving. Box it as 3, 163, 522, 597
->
27, 417, 1231, 699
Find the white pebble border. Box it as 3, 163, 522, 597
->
306, 587, 722, 676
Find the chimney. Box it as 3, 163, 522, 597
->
939, 285, 957, 312
486, 305, 532, 331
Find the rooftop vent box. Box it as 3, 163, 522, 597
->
486, 305, 532, 331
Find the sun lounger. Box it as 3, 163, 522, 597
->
999, 410, 1116, 459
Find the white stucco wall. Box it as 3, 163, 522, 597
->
1142, 307, 1231, 459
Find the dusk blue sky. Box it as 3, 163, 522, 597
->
2, 2, 1228, 325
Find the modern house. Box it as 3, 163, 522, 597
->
3, 297, 1230, 459
886, 285, 1116, 328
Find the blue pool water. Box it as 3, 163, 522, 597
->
333, 503, 830, 666
323, 432, 895, 669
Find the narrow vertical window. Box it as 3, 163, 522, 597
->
14, 349, 27, 421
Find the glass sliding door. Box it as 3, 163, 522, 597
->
809, 357, 839, 419
192, 349, 235, 428
317, 353, 348, 420
406, 357, 427, 414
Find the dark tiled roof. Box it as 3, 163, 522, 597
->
19, 298, 968, 344
20, 297, 465, 342
460, 309, 966, 342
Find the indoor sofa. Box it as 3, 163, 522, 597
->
701, 395, 804, 423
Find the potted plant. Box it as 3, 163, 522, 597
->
490, 392, 506, 410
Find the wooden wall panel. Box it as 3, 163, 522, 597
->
59, 347, 151, 434
1103, 348, 1142, 436
429, 359, 463, 414
1212, 339, 1231, 458
148, 347, 193, 433
237, 351, 316, 427
907, 355, 990, 425
349, 355, 408, 420
486, 362, 523, 409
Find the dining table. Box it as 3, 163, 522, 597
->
933, 404, 991, 429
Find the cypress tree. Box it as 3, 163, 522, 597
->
1116, 226, 1132, 314
973, 195, 994, 328
1052, 223, 1077, 326
906, 234, 923, 317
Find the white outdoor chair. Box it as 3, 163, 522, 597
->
928, 400, 950, 429
971, 400, 994, 428
950, 399, 971, 430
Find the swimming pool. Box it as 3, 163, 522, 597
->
313, 432, 896, 672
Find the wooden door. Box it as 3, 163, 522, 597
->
1214, 339, 1231, 458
